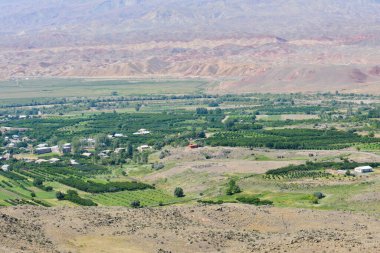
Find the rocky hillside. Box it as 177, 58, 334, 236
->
1, 205, 379, 252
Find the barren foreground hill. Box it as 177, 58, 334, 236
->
1, 204, 379, 253
1, 0, 380, 93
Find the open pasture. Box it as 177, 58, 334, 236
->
87, 189, 180, 207
0, 78, 207, 101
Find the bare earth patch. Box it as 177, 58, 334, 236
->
145, 160, 301, 181
158, 147, 380, 164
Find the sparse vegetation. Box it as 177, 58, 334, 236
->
226, 179, 241, 195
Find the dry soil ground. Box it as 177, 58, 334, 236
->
0, 204, 379, 253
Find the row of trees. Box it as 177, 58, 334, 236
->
58, 177, 154, 193
56, 190, 97, 206
208, 128, 379, 150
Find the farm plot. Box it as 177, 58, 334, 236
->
257, 114, 319, 121
207, 128, 380, 150
0, 78, 207, 100
88, 189, 180, 207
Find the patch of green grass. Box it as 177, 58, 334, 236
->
253, 154, 272, 161
310, 181, 380, 213
209, 191, 314, 208
87, 189, 183, 207
125, 165, 153, 177
261, 115, 282, 121
0, 78, 208, 100
0, 188, 19, 200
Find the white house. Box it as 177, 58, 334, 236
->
70, 159, 79, 165
133, 129, 150, 135
354, 166, 374, 173
49, 158, 60, 163
115, 148, 126, 153
82, 152, 93, 157
1, 164, 9, 171
35, 159, 49, 164
137, 145, 151, 152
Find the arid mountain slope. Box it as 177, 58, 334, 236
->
1, 0, 380, 93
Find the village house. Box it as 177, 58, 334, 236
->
1, 164, 10, 171
62, 143, 72, 154
354, 166, 374, 173
70, 159, 79, 165
137, 145, 151, 152
114, 148, 125, 153
35, 159, 49, 164
35, 147, 52, 155
49, 158, 60, 163
1, 153, 12, 160
133, 129, 150, 135
82, 152, 93, 158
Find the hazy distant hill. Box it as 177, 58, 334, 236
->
1, 0, 380, 47
1, 0, 380, 93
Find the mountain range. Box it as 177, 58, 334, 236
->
1, 0, 380, 93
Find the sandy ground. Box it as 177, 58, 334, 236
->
0, 204, 379, 253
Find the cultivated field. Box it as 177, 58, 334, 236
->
0, 78, 207, 101
0, 86, 379, 253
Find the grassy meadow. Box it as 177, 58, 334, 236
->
0, 78, 207, 102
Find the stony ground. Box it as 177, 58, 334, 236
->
1, 204, 379, 253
